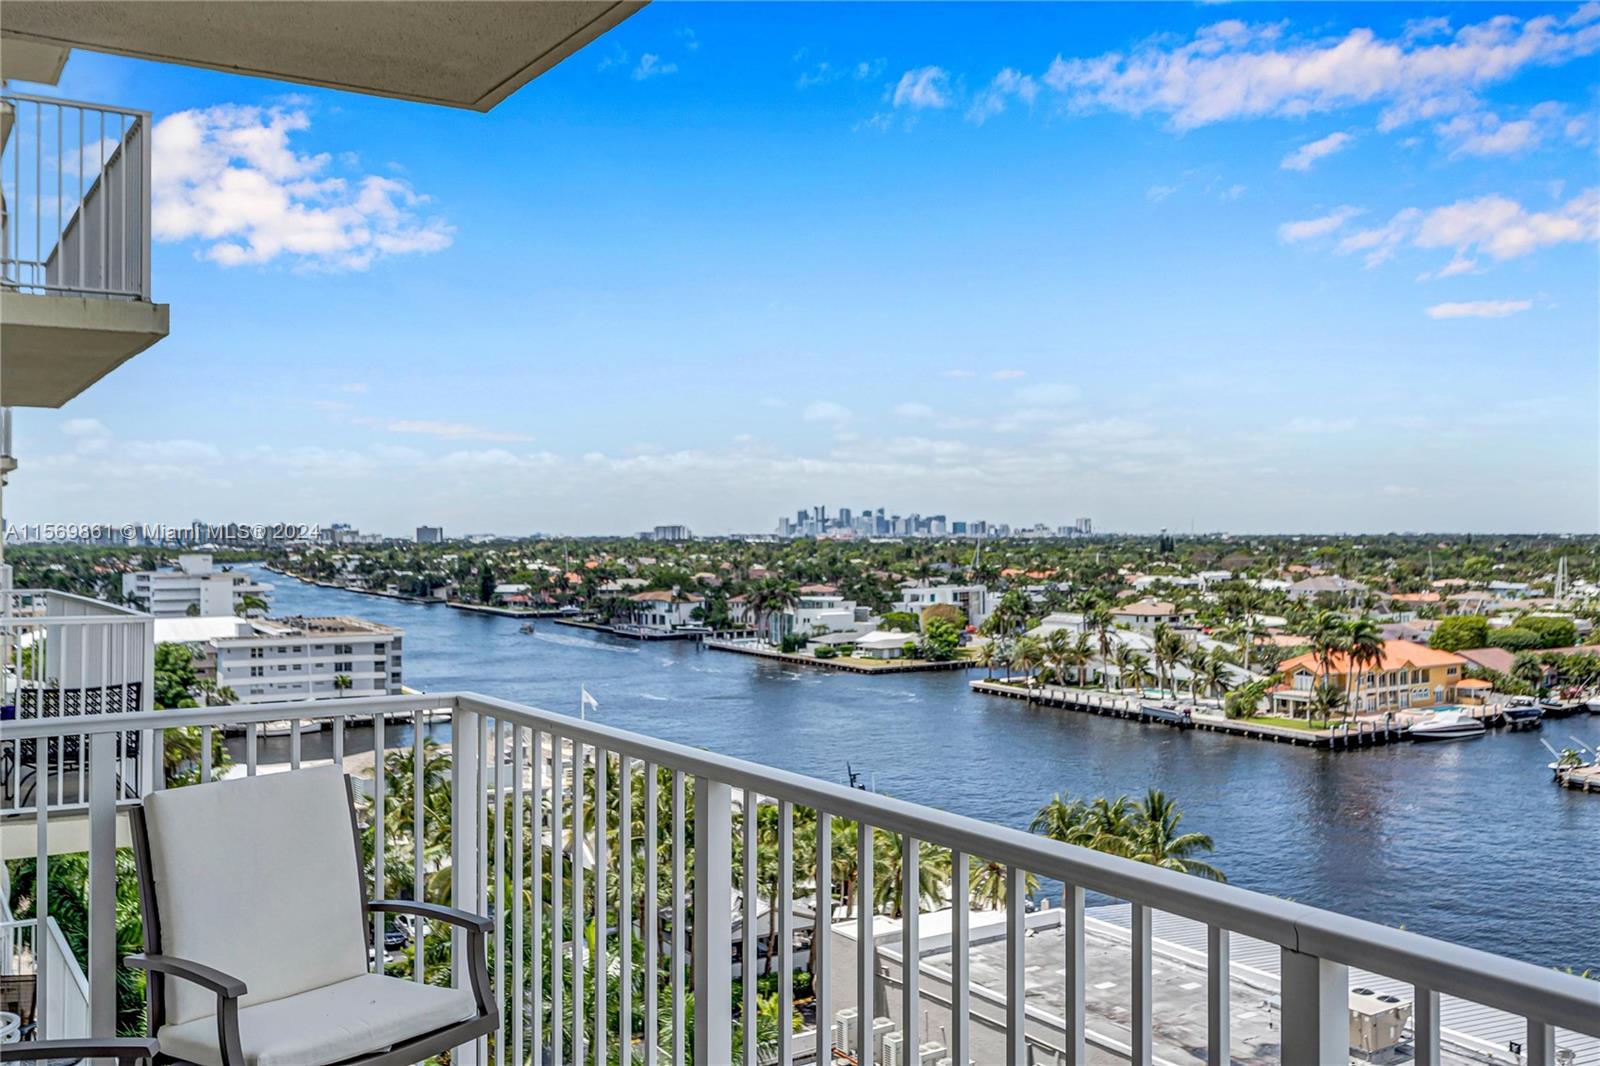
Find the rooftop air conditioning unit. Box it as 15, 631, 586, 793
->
882, 1032, 904, 1066
917, 1042, 948, 1065
835, 1008, 859, 1054
1348, 987, 1412, 1058
870, 1017, 894, 1062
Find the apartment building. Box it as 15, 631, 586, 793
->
121, 553, 271, 617
1270, 639, 1468, 716
154, 614, 403, 705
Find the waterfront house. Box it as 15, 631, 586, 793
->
852, 630, 917, 659
1270, 639, 1468, 715
891, 581, 993, 629
626, 589, 704, 631
767, 591, 873, 642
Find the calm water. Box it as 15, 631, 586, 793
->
249, 566, 1600, 972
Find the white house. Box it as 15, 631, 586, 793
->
1111, 599, 1195, 633
891, 581, 992, 628
851, 630, 917, 659
154, 614, 403, 705
768, 591, 872, 641
627, 590, 704, 630
123, 554, 271, 618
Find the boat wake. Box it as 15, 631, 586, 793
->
533, 632, 639, 655
638, 693, 671, 702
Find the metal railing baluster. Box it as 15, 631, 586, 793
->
778, 799, 794, 1066
371, 712, 385, 965
900, 833, 918, 1058
415, 707, 428, 984
530, 729, 544, 1064
1063, 883, 1085, 1066
1412, 984, 1439, 1066
550, 736, 565, 1066
742, 790, 757, 1066
1131, 901, 1152, 1066
813, 811, 833, 1066
494, 716, 506, 1061
857, 821, 874, 1066
618, 756, 633, 1062
511, 726, 524, 1066
949, 851, 969, 1066
592, 748, 607, 1066
670, 770, 685, 1066
643, 762, 659, 1066
1207, 925, 1230, 1066
1005, 865, 1026, 1066
571, 741, 586, 1063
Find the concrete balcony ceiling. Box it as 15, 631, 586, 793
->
0, 292, 170, 408
0, 1, 646, 111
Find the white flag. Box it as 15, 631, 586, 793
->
580, 687, 599, 717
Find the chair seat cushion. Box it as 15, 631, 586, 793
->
158, 973, 478, 1066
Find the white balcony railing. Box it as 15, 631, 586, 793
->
1, 590, 154, 813
1, 92, 152, 301
0, 693, 1595, 1063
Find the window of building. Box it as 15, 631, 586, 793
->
335, 661, 353, 673
249, 647, 263, 659
250, 666, 264, 678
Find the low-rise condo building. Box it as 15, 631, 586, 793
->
122, 553, 271, 617
153, 615, 403, 704
1270, 639, 1468, 716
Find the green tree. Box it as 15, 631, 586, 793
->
919, 617, 963, 661
1430, 615, 1489, 652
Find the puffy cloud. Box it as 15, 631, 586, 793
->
803, 400, 852, 422
966, 68, 1039, 124
1347, 188, 1600, 266
1425, 299, 1532, 318
1278, 205, 1364, 242
1281, 131, 1354, 171
632, 54, 677, 80
152, 105, 452, 271
1040, 7, 1600, 130
893, 66, 952, 110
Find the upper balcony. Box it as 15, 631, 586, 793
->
0, 90, 169, 408
0, 693, 1595, 1064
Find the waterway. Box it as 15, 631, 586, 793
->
247, 566, 1600, 972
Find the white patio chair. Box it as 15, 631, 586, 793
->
126, 766, 496, 1066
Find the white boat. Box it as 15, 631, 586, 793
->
1408, 710, 1486, 743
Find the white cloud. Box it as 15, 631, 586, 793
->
152, 105, 454, 270
1425, 299, 1532, 319
1146, 184, 1179, 202
152, 105, 453, 271
893, 66, 952, 110
966, 68, 1039, 124
633, 54, 678, 80
893, 402, 935, 418
1287, 416, 1358, 433
1331, 188, 1599, 268
803, 400, 852, 422
992, 369, 1028, 380
1436, 111, 1538, 156
1281, 131, 1354, 171
61, 418, 108, 438
338, 382, 368, 394
370, 419, 535, 443
1278, 205, 1363, 243
1040, 7, 1600, 130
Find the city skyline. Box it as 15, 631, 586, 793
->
7, 2, 1598, 535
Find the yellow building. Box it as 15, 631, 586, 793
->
1271, 639, 1470, 716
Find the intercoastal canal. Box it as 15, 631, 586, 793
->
247, 566, 1600, 973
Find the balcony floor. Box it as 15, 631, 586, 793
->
0, 291, 169, 407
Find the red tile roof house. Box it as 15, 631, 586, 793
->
1269, 640, 1469, 717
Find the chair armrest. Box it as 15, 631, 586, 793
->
126, 952, 248, 998
1, 1037, 161, 1062
370, 898, 493, 933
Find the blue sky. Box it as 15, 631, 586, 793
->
14, 2, 1600, 535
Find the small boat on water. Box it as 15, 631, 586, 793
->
1408, 710, 1487, 743
519, 623, 535, 634
1502, 696, 1543, 731
1537, 697, 1586, 720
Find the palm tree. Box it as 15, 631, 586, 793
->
1307, 610, 1347, 693
1044, 629, 1072, 685
1307, 682, 1347, 728
333, 673, 353, 697
1128, 788, 1224, 881
1155, 626, 1187, 698
1088, 605, 1115, 684
873, 835, 952, 918
1030, 792, 1093, 847
1070, 632, 1095, 687
967, 856, 1038, 910
1197, 651, 1229, 701
1341, 617, 1384, 719
1013, 636, 1044, 698
1121, 650, 1150, 694
1111, 646, 1138, 692
975, 641, 998, 680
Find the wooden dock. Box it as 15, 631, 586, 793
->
1557, 763, 1600, 793
551, 618, 705, 641
969, 679, 1407, 750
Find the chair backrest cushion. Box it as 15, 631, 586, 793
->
141, 766, 369, 1025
